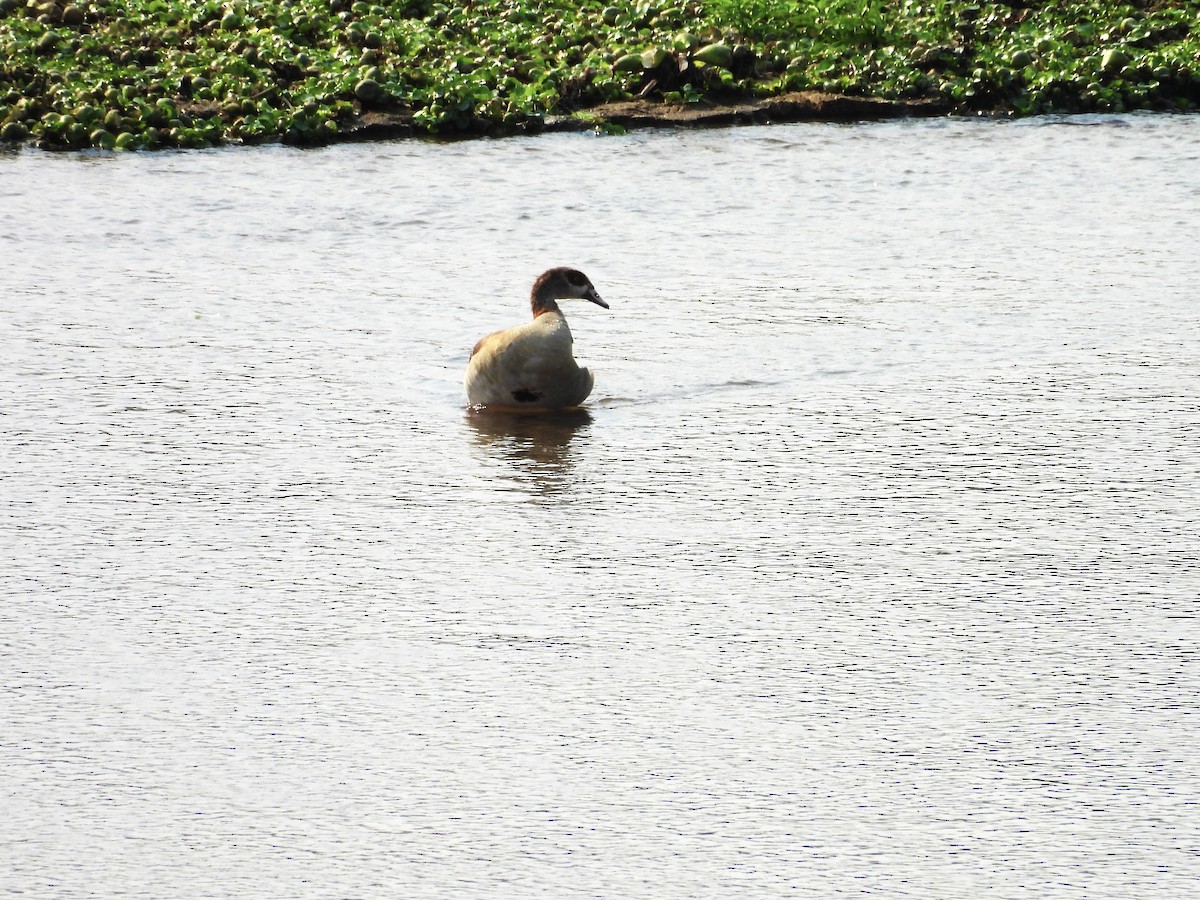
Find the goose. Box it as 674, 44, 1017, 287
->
464, 267, 609, 411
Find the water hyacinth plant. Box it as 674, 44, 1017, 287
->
2, 0, 1199, 150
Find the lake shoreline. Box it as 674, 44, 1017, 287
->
3, 0, 1198, 151
336, 91, 950, 143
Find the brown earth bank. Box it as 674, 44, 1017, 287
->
562, 92, 952, 130
336, 92, 950, 142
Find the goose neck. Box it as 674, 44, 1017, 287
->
530, 291, 562, 318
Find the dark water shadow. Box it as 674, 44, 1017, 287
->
464, 407, 594, 492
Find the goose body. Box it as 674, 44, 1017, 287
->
465, 268, 608, 411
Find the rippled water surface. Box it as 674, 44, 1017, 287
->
3, 115, 1199, 898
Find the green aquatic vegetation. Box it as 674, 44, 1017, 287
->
2, 0, 1199, 150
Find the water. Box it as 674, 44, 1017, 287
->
2, 114, 1198, 898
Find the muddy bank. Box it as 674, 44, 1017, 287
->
337, 92, 948, 142
558, 92, 950, 131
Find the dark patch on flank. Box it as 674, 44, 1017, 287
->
512, 388, 541, 403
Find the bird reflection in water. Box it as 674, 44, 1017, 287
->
464, 407, 593, 493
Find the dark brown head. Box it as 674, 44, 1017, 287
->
530, 267, 608, 316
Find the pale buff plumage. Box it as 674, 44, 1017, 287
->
464, 268, 609, 411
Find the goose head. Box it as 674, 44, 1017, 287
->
531, 267, 609, 316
